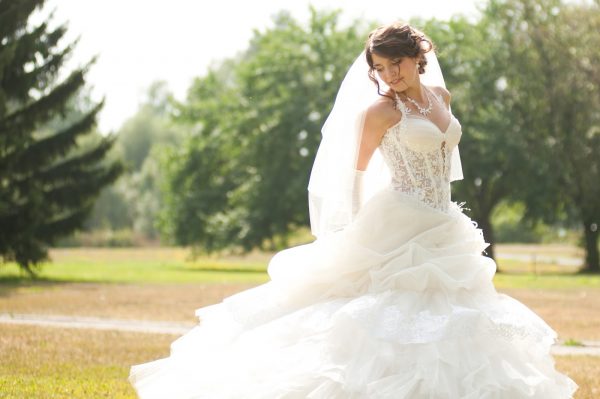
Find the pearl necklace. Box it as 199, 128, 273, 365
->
397, 88, 433, 116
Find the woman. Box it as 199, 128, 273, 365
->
129, 22, 578, 398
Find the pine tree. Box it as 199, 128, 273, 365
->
0, 0, 123, 274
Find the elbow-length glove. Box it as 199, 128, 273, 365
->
352, 169, 365, 220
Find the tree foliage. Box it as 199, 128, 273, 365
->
0, 0, 122, 273
158, 1, 598, 272
161, 8, 367, 252
84, 81, 182, 238
488, 0, 600, 272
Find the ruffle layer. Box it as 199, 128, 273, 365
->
129, 190, 578, 398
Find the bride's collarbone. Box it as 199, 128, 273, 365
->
383, 110, 452, 134
371, 95, 452, 135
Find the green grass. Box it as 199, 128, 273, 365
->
1, 247, 599, 290
493, 256, 600, 290
0, 324, 172, 399
0, 365, 134, 399
0, 247, 270, 285
563, 338, 584, 347
492, 271, 600, 290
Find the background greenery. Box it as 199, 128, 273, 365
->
1, 0, 599, 274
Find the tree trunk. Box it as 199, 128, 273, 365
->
582, 220, 599, 273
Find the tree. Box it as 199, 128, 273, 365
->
161, 8, 367, 252
485, 0, 600, 272
83, 81, 182, 238
116, 81, 178, 172
159, 63, 249, 250
0, 0, 122, 273
229, 8, 367, 249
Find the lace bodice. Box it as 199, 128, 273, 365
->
379, 97, 462, 212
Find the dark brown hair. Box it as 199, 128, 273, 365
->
365, 22, 434, 99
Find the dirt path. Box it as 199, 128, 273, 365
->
2, 282, 599, 340
0, 312, 193, 334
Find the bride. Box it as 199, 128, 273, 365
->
129, 22, 578, 398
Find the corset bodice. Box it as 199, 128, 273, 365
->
378, 99, 462, 211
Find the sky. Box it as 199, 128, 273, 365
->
41, 0, 484, 133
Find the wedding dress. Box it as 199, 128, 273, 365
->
129, 91, 578, 398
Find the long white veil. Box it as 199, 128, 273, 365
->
308, 50, 463, 238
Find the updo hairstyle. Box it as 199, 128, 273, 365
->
365, 22, 434, 98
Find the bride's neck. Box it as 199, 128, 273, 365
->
399, 82, 426, 103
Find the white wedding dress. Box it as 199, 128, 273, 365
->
129, 98, 578, 398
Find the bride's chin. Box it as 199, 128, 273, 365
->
390, 81, 408, 92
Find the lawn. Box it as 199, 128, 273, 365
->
0, 247, 271, 284
0, 245, 598, 398
1, 245, 598, 289
0, 323, 172, 398
0, 323, 597, 399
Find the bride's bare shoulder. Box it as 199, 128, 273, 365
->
428, 85, 451, 109
364, 96, 399, 135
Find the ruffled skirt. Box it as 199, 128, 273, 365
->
129, 189, 578, 398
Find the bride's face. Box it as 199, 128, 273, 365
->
371, 53, 420, 93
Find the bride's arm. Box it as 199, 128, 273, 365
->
356, 101, 395, 171
352, 100, 396, 218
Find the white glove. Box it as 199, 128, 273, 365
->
352, 169, 365, 219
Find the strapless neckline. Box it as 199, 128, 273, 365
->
407, 114, 457, 135
386, 114, 458, 136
